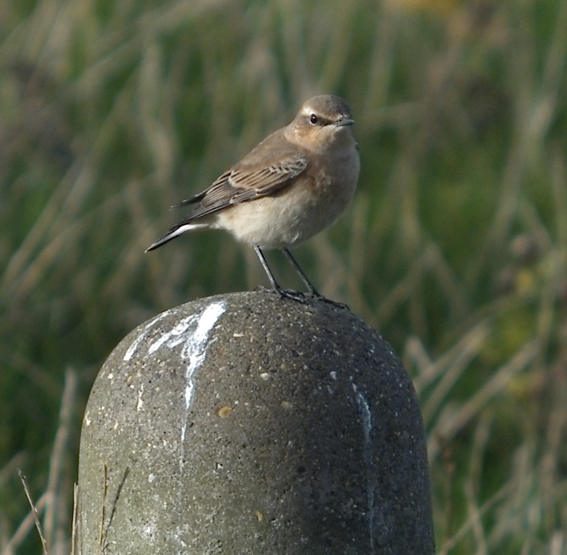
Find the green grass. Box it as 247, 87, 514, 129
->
2, 0, 567, 552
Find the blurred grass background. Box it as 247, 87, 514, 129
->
1, 0, 567, 553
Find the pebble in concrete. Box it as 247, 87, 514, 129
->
76, 290, 434, 554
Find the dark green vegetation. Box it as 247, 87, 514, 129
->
1, 0, 566, 553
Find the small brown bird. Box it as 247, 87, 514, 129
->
146, 95, 360, 300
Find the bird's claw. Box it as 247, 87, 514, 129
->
276, 289, 309, 304
309, 292, 349, 311
275, 287, 349, 310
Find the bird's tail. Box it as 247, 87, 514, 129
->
145, 223, 207, 252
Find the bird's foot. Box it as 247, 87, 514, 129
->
276, 288, 309, 304
308, 291, 350, 311
254, 285, 308, 303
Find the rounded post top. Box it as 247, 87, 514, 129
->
77, 290, 434, 555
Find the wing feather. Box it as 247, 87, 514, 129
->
179, 153, 308, 222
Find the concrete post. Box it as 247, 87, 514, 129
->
76, 290, 434, 554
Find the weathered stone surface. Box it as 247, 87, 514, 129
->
77, 290, 434, 554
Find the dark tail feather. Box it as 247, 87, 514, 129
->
145, 223, 196, 252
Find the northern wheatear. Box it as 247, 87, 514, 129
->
146, 95, 360, 300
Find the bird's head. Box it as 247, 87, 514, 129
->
287, 95, 355, 152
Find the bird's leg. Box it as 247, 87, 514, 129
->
253, 246, 306, 303
281, 248, 321, 297
282, 248, 349, 310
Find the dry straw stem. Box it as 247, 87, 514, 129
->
17, 470, 48, 555
1, 491, 48, 555
0, 371, 77, 555
428, 340, 539, 461
43, 370, 78, 549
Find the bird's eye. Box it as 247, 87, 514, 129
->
309, 114, 319, 125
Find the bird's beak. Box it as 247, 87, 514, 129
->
334, 117, 354, 127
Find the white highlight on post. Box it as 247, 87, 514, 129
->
124, 312, 169, 361
352, 381, 376, 555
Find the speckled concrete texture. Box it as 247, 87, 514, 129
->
76, 290, 434, 554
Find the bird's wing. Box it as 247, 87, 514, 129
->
176, 151, 308, 221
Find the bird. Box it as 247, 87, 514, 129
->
146, 94, 360, 301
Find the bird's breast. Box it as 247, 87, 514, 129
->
215, 143, 359, 249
